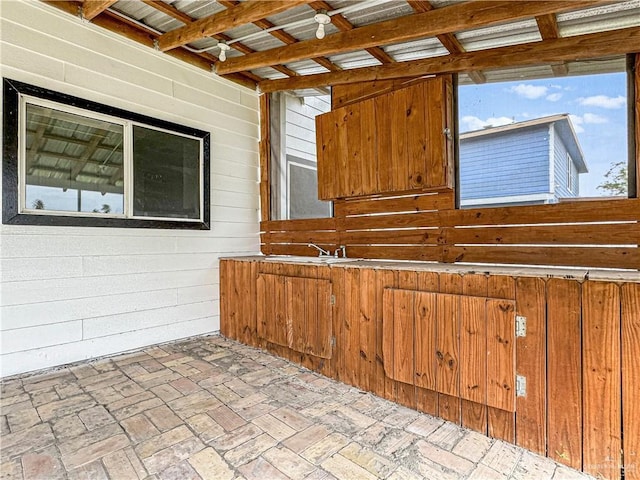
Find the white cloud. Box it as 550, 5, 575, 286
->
461, 115, 514, 132
582, 113, 608, 124
546, 93, 562, 102
509, 84, 548, 99
577, 95, 626, 109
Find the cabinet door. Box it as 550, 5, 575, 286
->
257, 273, 332, 358
316, 75, 453, 200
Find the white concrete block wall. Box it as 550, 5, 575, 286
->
0, 1, 261, 376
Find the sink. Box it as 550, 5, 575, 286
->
261, 256, 355, 264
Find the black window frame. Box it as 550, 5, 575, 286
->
2, 78, 210, 230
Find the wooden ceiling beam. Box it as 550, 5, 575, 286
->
535, 14, 569, 76
258, 26, 640, 93
309, 0, 395, 65
156, 0, 314, 52
407, 0, 486, 84
216, 1, 603, 75
142, 0, 297, 78
82, 0, 117, 21
43, 1, 259, 90
218, 0, 341, 73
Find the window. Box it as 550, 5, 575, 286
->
3, 78, 210, 229
457, 57, 631, 208
269, 91, 332, 220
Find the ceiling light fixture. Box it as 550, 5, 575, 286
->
217, 41, 230, 61
314, 10, 331, 40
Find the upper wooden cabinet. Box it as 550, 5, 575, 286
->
316, 75, 454, 200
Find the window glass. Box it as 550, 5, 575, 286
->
132, 125, 200, 219
269, 91, 332, 220
24, 104, 124, 214
458, 68, 628, 208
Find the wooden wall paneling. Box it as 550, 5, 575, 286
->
486, 298, 516, 412
345, 103, 363, 197
289, 276, 306, 351
546, 278, 582, 470
374, 92, 393, 193
379, 270, 399, 402
415, 271, 440, 416
337, 191, 454, 216
233, 260, 249, 341
359, 99, 378, 195
460, 274, 489, 434
358, 267, 377, 393
514, 277, 546, 454
255, 272, 269, 343
622, 283, 640, 480
396, 271, 419, 409
635, 53, 640, 199
436, 273, 462, 424
344, 268, 362, 387
582, 281, 622, 480
486, 275, 516, 443
406, 82, 428, 189
443, 76, 455, 189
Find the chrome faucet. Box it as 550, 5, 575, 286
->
334, 245, 347, 258
308, 243, 331, 257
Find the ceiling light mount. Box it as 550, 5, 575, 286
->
314, 10, 331, 40
217, 41, 231, 62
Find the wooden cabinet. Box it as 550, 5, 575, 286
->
256, 272, 332, 359
316, 75, 454, 199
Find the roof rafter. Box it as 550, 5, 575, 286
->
406, 0, 486, 84
258, 26, 640, 93
43, 0, 259, 89
215, 0, 604, 76
535, 14, 570, 76
156, 0, 315, 52
82, 0, 117, 21
309, 0, 395, 65
141, 0, 298, 78
217, 0, 341, 73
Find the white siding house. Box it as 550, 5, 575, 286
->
0, 1, 261, 376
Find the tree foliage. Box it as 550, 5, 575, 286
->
597, 161, 627, 196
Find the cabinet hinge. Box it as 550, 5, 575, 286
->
515, 315, 526, 337
516, 375, 527, 397
330, 336, 336, 347
330, 294, 336, 305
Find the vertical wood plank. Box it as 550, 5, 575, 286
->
316, 112, 332, 200
344, 268, 361, 387
382, 286, 395, 397
373, 270, 396, 398
486, 275, 516, 443
515, 277, 546, 454
396, 271, 418, 409
359, 268, 376, 392
437, 274, 462, 424
273, 274, 288, 348
582, 281, 621, 480
547, 279, 582, 470
305, 277, 318, 355
219, 259, 230, 338
414, 291, 437, 391
256, 273, 269, 342
247, 262, 259, 347
345, 104, 363, 197
460, 274, 488, 434
392, 289, 415, 385
359, 99, 378, 195
334, 108, 348, 199
406, 83, 428, 189
622, 283, 640, 480
425, 76, 447, 188
374, 92, 393, 193
416, 271, 439, 416
239, 260, 255, 346
390, 87, 409, 192
486, 298, 515, 412
331, 267, 345, 382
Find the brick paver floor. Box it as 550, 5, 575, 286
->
1, 336, 594, 480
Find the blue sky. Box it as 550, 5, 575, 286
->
458, 72, 628, 197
